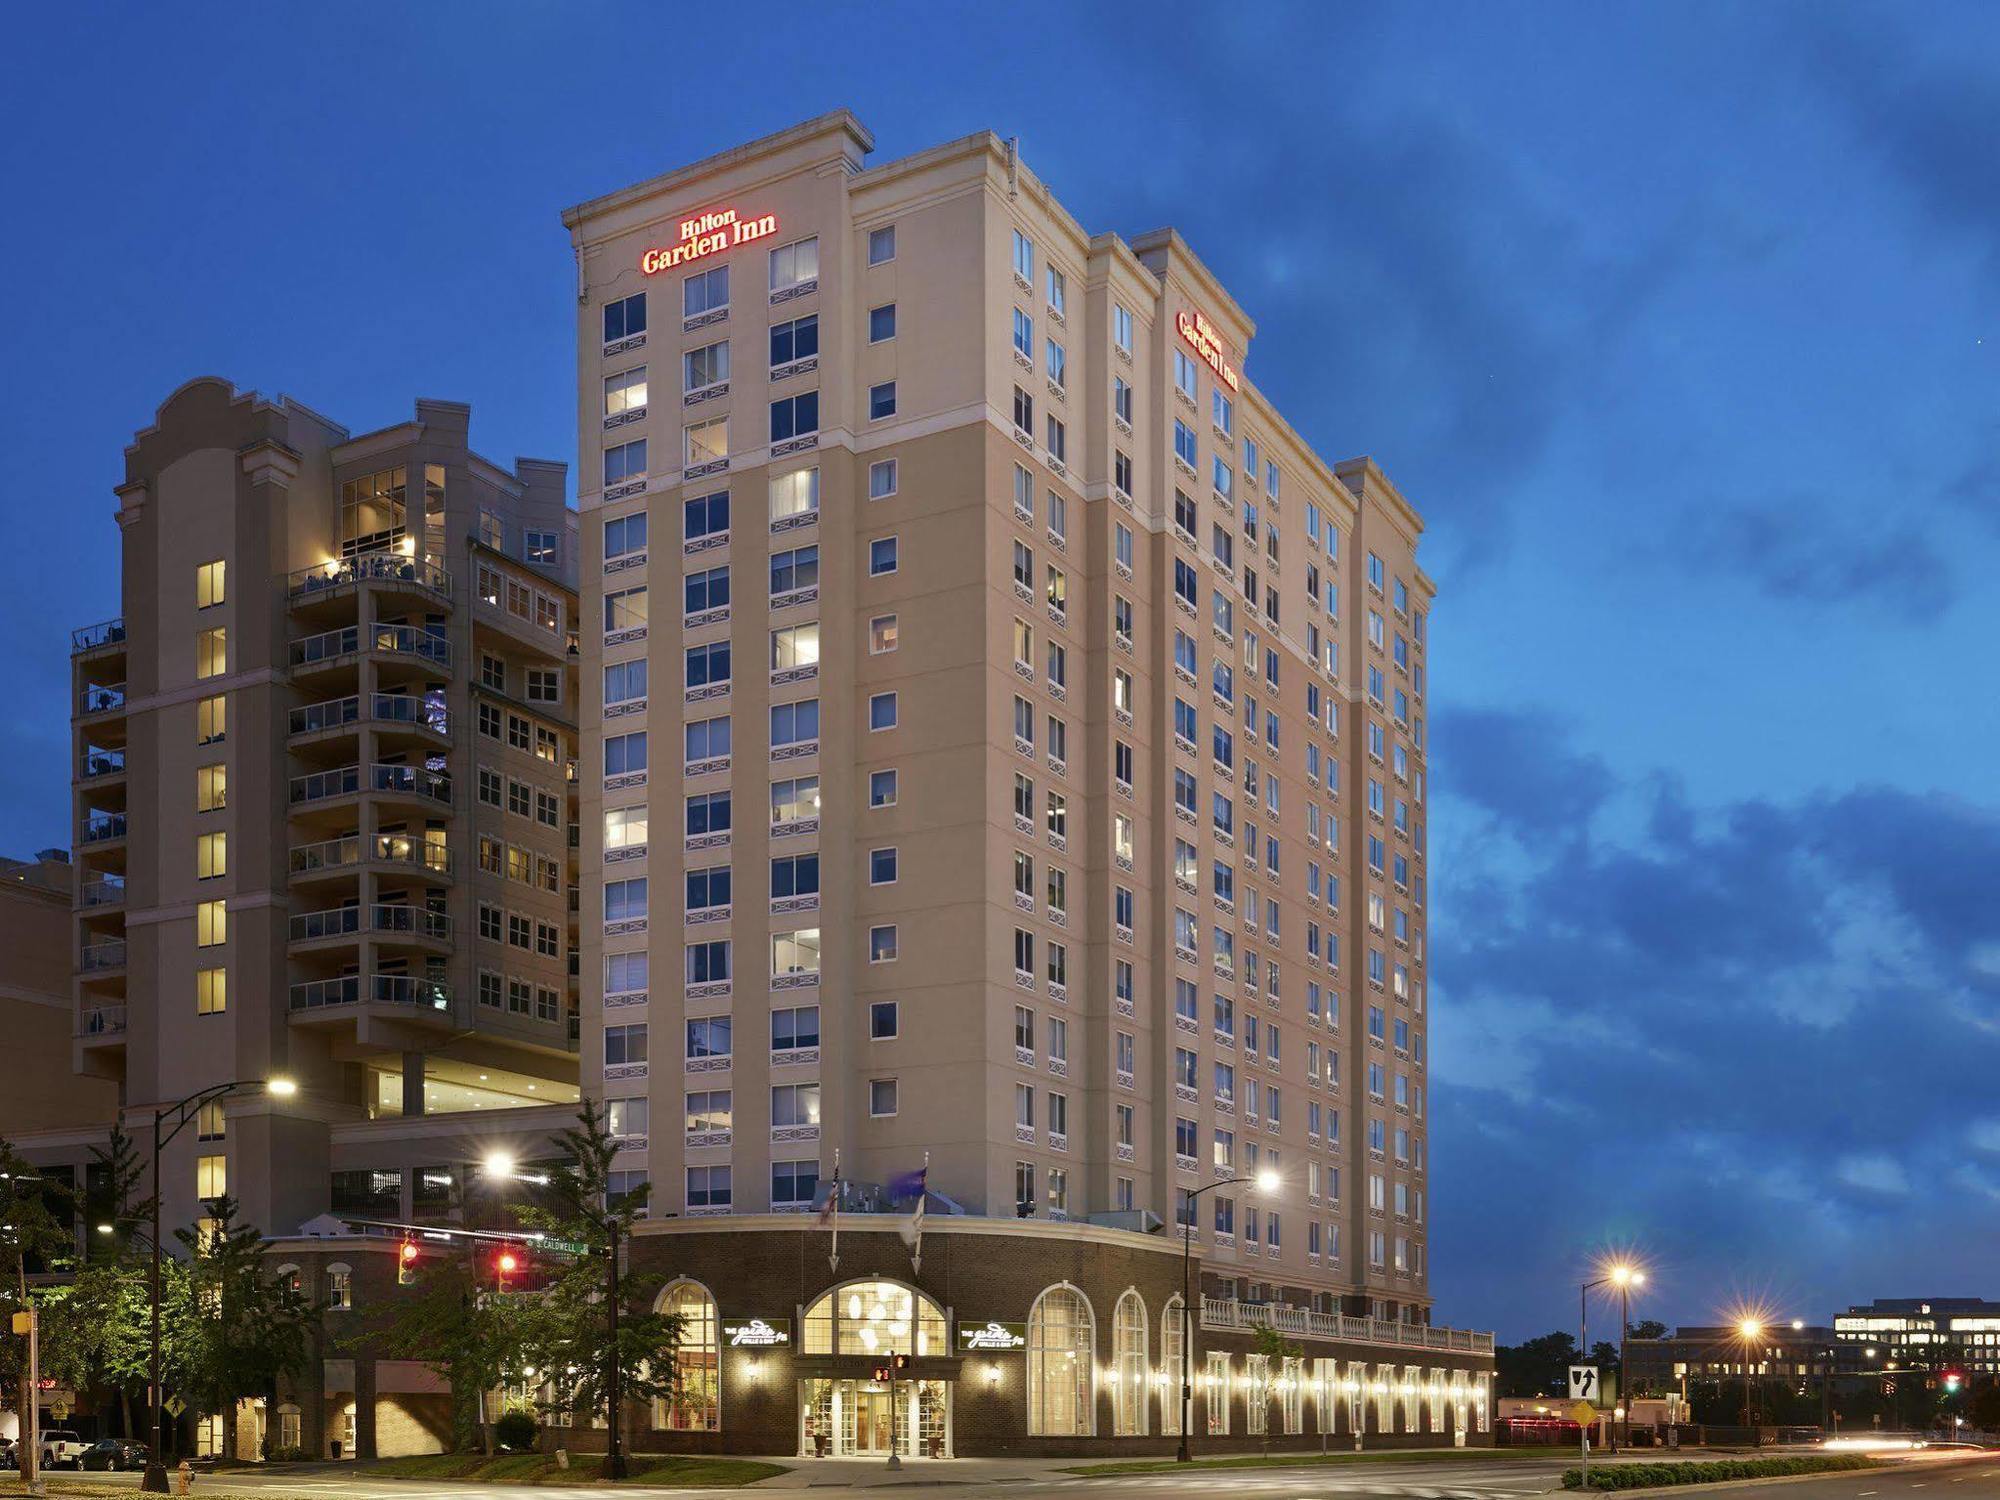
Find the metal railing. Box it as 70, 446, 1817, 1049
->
1199, 1296, 1494, 1353
80, 812, 128, 843
80, 938, 128, 972
81, 748, 126, 778
287, 553, 452, 602
72, 618, 127, 652
372, 762, 452, 804
290, 764, 361, 805
78, 1004, 128, 1038
290, 905, 452, 943
370, 624, 451, 669
289, 974, 452, 1012
79, 682, 126, 714
290, 693, 448, 737
288, 834, 453, 878
79, 876, 126, 907
288, 624, 450, 671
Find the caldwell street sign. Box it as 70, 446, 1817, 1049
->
957, 1320, 1027, 1353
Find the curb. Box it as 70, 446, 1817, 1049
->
1574, 1452, 1992, 1496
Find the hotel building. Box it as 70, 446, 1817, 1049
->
565, 112, 1482, 1455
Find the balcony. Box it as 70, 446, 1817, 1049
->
287, 553, 452, 606
290, 764, 360, 806
79, 938, 127, 973
78, 875, 127, 909
78, 682, 126, 716
1198, 1296, 1493, 1354
289, 904, 452, 947
288, 624, 452, 678
289, 833, 453, 883
79, 812, 128, 845
371, 762, 452, 807
72, 617, 127, 654
289, 973, 452, 1013
289, 693, 449, 742
77, 1003, 128, 1041
80, 747, 126, 781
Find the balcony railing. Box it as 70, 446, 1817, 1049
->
79, 683, 126, 715
73, 618, 127, 653
288, 624, 451, 672
80, 939, 128, 972
1199, 1296, 1493, 1354
289, 905, 452, 944
289, 834, 453, 878
78, 1004, 128, 1038
80, 812, 128, 843
289, 973, 452, 1012
80, 748, 126, 778
289, 693, 448, 738
372, 762, 452, 805
290, 764, 361, 805
287, 553, 453, 602
79, 876, 127, 907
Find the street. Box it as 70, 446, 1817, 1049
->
32, 1451, 1994, 1500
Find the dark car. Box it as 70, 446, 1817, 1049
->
80, 1439, 150, 1472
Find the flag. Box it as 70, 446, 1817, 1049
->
894, 1154, 930, 1273
819, 1149, 841, 1272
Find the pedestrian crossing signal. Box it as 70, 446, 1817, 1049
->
893, 1353, 913, 1375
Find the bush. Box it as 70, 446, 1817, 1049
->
268, 1446, 308, 1463
1562, 1455, 1881, 1490
493, 1408, 540, 1453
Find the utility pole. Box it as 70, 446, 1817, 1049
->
604, 1211, 624, 1479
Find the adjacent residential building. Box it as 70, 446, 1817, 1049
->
0, 849, 119, 1136
564, 111, 1472, 1456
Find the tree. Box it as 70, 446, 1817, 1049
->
1250, 1325, 1304, 1454
1495, 1330, 1580, 1397
367, 1250, 526, 1455
1631, 1319, 1668, 1341
0, 1136, 75, 1428
168, 1196, 318, 1460
511, 1101, 683, 1467
86, 1124, 155, 1266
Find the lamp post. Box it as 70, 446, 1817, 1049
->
141, 1077, 295, 1495
1579, 1262, 1644, 1453
1736, 1320, 1764, 1437
1176, 1167, 1279, 1463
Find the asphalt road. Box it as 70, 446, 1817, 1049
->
24, 1450, 1997, 1500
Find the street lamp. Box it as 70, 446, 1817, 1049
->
1737, 1319, 1764, 1434
141, 1076, 295, 1494
1176, 1165, 1280, 1462
1579, 1261, 1645, 1452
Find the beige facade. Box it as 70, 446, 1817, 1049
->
567, 114, 1436, 1319
0, 851, 119, 1136
65, 380, 583, 1237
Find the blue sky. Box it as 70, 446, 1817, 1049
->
6, 2, 1997, 1340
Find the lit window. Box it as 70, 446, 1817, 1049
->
196, 831, 227, 880
196, 695, 226, 745
195, 560, 226, 609
195, 966, 226, 1015
196, 899, 227, 948
196, 1154, 227, 1201
869, 614, 899, 654
195, 627, 227, 680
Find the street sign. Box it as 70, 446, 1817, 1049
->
1570, 1400, 1600, 1428
10, 1310, 31, 1335
51, 1402, 69, 1423
1568, 1364, 1600, 1400
166, 1396, 186, 1419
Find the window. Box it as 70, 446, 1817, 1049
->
868, 224, 896, 264
1012, 229, 1034, 281
1046, 337, 1066, 388
605, 658, 649, 705
1112, 1291, 1148, 1435
605, 951, 649, 996
869, 303, 897, 342
772, 1160, 819, 1210
195, 626, 227, 679
685, 1164, 730, 1210
1027, 1285, 1094, 1436
604, 438, 647, 485
771, 1082, 821, 1129
604, 585, 649, 636
195, 966, 226, 1015
770, 313, 818, 367
869, 769, 898, 807
604, 877, 649, 923
686, 1015, 731, 1060
771, 1005, 820, 1052
869, 692, 898, 731
869, 536, 899, 575
869, 614, 899, 653
195, 559, 226, 609
683, 341, 727, 392
683, 641, 729, 690
607, 365, 649, 413
605, 730, 648, 776
606, 510, 649, 558
769, 391, 819, 442
1174, 419, 1197, 467
1013, 383, 1034, 434
326, 1265, 352, 1311
772, 927, 821, 976
195, 694, 226, 745
770, 698, 819, 748
769, 235, 819, 292
870, 1000, 899, 1039
770, 622, 819, 671
769, 544, 819, 596
770, 467, 820, 523
683, 264, 728, 318
869, 381, 897, 420
867, 458, 899, 501
196, 830, 226, 880
770, 776, 819, 825
870, 1078, 899, 1117
603, 292, 646, 342
526, 668, 559, 704
1114, 303, 1134, 352
604, 1023, 649, 1067
195, 899, 226, 948
870, 847, 898, 884
196, 1154, 226, 1202
1013, 308, 1034, 361
684, 417, 728, 469
1175, 347, 1198, 397
869, 924, 899, 962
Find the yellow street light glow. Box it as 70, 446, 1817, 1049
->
96, 1222, 115, 1235
1739, 1319, 1763, 1339
1255, 1167, 1280, 1193
483, 1150, 517, 1178
266, 1077, 299, 1097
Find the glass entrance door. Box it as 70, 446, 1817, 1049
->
853, 1386, 894, 1454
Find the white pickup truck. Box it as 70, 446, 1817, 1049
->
39, 1431, 87, 1469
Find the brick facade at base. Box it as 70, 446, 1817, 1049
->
590, 1218, 1492, 1458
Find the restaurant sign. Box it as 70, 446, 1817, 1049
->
722, 1316, 791, 1349
1176, 308, 1240, 392
641, 207, 779, 275
957, 1319, 1027, 1353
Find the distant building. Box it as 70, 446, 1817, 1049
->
1833, 1298, 2000, 1375
1625, 1324, 1837, 1394
0, 849, 119, 1136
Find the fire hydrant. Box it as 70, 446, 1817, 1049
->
175, 1460, 194, 1495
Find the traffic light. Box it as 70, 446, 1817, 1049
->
1944, 1370, 1964, 1395
398, 1238, 419, 1285
495, 1247, 520, 1292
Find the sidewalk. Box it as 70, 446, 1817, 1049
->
748, 1456, 1089, 1488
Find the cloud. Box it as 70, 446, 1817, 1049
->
1428, 706, 2000, 1337
1679, 501, 1953, 618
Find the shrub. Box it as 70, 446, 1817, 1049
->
1562, 1455, 1880, 1490
494, 1408, 540, 1453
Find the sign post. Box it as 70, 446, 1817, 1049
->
1569, 1366, 1600, 1488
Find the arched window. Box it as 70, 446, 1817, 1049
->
325, 1262, 352, 1310
1027, 1283, 1094, 1436
1112, 1290, 1148, 1435
801, 1279, 947, 1356
1159, 1296, 1185, 1436
654, 1280, 719, 1431
274, 1263, 301, 1293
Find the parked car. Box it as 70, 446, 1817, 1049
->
0, 1438, 17, 1471
39, 1431, 88, 1469
81, 1439, 151, 1472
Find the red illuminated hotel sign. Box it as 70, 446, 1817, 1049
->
639, 207, 778, 275
1177, 309, 1240, 393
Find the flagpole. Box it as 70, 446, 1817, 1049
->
827, 1147, 841, 1274
911, 1151, 929, 1276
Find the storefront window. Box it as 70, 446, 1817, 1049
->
1205, 1351, 1230, 1434
1160, 1296, 1185, 1436
1112, 1291, 1148, 1435
1026, 1284, 1094, 1436
802, 1279, 947, 1356
653, 1281, 720, 1430
1245, 1353, 1269, 1435
1281, 1356, 1304, 1434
